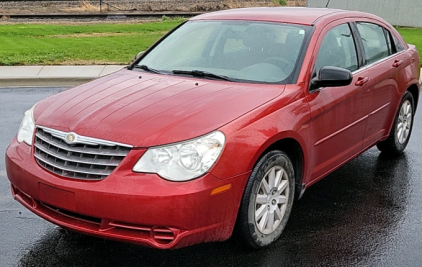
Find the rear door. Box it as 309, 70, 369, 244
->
354, 22, 408, 149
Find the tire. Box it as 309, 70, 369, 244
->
236, 150, 295, 249
377, 91, 415, 154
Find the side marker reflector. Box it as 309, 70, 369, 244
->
210, 184, 231, 196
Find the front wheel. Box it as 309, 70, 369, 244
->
236, 150, 295, 249
377, 91, 415, 154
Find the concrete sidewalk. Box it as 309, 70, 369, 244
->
0, 65, 124, 87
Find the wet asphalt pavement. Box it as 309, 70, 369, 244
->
1, 87, 422, 267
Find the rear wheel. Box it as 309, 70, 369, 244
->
236, 150, 295, 248
377, 91, 414, 154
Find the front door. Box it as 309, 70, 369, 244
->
305, 22, 369, 183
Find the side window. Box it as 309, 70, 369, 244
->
383, 28, 393, 55
314, 23, 358, 75
356, 22, 390, 64
392, 34, 405, 52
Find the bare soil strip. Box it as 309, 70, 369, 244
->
0, 0, 306, 14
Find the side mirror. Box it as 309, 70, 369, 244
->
135, 51, 145, 60
311, 66, 353, 90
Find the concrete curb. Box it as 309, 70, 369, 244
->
0, 65, 124, 87
420, 69, 422, 85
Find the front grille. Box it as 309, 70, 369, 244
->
34, 127, 132, 180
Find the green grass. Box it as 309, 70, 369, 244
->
271, 0, 287, 5
0, 21, 420, 66
397, 28, 422, 56
0, 19, 185, 66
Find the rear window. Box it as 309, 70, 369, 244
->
356, 22, 391, 64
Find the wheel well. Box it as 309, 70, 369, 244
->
407, 84, 419, 112
261, 138, 304, 201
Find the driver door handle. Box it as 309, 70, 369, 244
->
393, 60, 404, 68
355, 77, 369, 87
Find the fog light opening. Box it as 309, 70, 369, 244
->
151, 227, 177, 244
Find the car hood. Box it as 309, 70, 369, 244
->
34, 69, 284, 147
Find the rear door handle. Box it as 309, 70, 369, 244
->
392, 60, 404, 68
355, 77, 369, 87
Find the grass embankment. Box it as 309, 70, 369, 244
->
397, 28, 422, 56
0, 20, 420, 66
0, 19, 184, 66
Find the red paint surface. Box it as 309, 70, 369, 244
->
6, 7, 420, 248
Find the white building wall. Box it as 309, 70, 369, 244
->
308, 0, 422, 27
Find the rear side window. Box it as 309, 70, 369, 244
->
392, 34, 405, 52
356, 22, 391, 64
314, 23, 359, 75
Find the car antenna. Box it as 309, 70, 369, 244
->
326, 0, 331, 7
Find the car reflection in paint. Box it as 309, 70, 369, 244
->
5, 7, 420, 249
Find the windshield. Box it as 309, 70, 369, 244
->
135, 20, 310, 83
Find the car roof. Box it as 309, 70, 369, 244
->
190, 7, 372, 26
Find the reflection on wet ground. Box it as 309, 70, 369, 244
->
1, 88, 422, 266
14, 149, 422, 267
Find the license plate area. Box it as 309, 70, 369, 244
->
38, 183, 76, 211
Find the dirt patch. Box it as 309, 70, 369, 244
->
0, 0, 307, 14
0, 0, 307, 24
67, 0, 101, 12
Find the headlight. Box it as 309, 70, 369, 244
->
133, 131, 225, 181
17, 104, 36, 145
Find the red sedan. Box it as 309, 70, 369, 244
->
6, 7, 420, 249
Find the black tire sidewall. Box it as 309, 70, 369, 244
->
377, 91, 415, 154
238, 150, 295, 248
392, 92, 415, 152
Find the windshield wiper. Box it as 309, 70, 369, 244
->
134, 64, 163, 74
172, 70, 233, 82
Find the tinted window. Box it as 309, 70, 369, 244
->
356, 22, 390, 64
384, 28, 393, 55
392, 34, 405, 52
314, 23, 358, 75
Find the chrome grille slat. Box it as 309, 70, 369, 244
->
34, 142, 121, 166
35, 130, 129, 156
37, 125, 132, 148
34, 154, 112, 176
34, 127, 132, 180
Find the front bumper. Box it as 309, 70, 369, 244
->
5, 138, 249, 249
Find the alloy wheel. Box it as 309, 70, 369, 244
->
397, 100, 412, 144
254, 166, 289, 235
